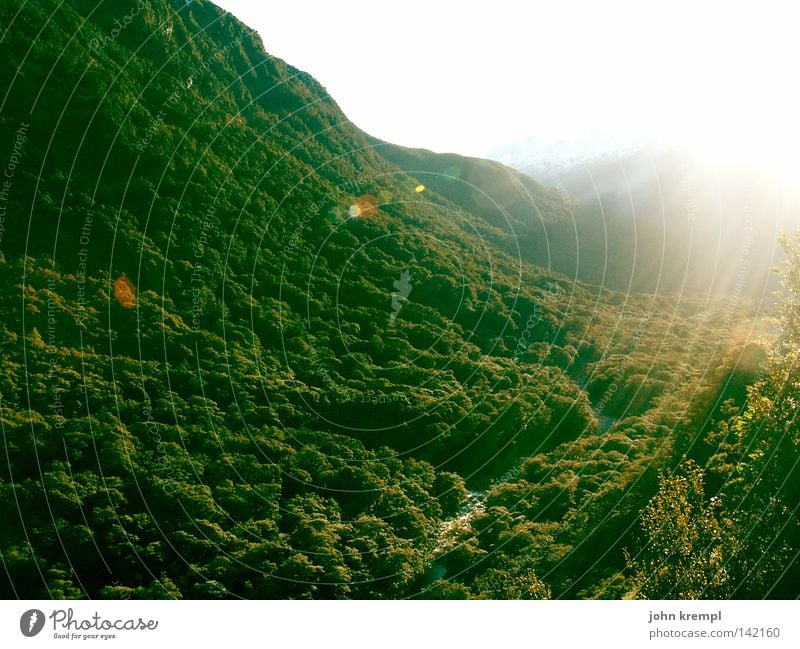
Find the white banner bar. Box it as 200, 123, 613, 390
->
0, 600, 796, 648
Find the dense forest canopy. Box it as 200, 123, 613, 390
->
0, 0, 796, 599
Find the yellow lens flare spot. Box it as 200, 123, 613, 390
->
415, 184, 425, 192
114, 275, 137, 309
348, 194, 378, 218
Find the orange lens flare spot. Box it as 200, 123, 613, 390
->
348, 194, 378, 218
114, 275, 136, 308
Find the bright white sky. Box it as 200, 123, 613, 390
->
214, 0, 800, 177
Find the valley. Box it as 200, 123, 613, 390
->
0, 0, 797, 601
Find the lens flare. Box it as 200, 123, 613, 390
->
348, 194, 378, 218
114, 275, 136, 308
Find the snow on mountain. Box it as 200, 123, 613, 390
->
487, 131, 649, 180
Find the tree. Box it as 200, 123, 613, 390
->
706, 233, 800, 596
626, 461, 732, 599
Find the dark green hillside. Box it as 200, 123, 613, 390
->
382, 141, 799, 300
0, 0, 786, 600
367, 141, 582, 279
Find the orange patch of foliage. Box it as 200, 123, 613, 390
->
114, 275, 136, 308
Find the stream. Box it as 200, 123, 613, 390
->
429, 402, 620, 579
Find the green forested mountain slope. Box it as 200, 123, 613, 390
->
365, 139, 583, 280
0, 0, 790, 599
